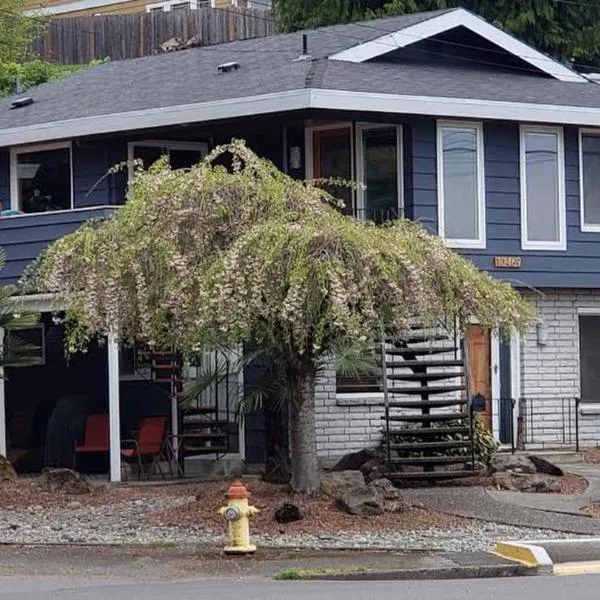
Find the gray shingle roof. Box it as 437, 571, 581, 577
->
1, 6, 599, 138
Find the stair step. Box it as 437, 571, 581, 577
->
389, 440, 470, 451
385, 413, 467, 423
387, 372, 464, 382
382, 359, 464, 369
387, 385, 466, 395
387, 470, 477, 482
388, 426, 470, 437
386, 399, 467, 409
390, 456, 471, 466
385, 333, 450, 345
384, 346, 458, 357
182, 431, 227, 439
181, 445, 229, 453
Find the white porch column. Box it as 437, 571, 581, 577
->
0, 328, 6, 457
107, 331, 121, 482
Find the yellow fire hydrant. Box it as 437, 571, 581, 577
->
218, 480, 259, 554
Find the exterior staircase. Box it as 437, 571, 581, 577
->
380, 323, 478, 483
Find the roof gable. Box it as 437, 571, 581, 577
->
329, 8, 586, 84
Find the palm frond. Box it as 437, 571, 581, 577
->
330, 337, 378, 378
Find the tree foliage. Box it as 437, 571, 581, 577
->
0, 60, 88, 97
27, 140, 535, 491
0, 0, 44, 63
275, 0, 600, 70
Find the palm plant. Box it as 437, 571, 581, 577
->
180, 338, 378, 483
0, 248, 39, 371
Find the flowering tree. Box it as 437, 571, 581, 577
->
28, 141, 535, 493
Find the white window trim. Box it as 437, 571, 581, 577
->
9, 141, 74, 214
579, 128, 600, 233
519, 125, 566, 251
127, 139, 208, 180
146, 0, 212, 10
436, 120, 486, 249
355, 122, 403, 220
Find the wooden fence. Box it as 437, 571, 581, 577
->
28, 7, 276, 64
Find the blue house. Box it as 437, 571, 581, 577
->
0, 7, 598, 478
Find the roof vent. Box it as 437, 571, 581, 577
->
217, 61, 240, 74
11, 97, 33, 109
294, 33, 311, 61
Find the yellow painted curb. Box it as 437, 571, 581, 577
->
554, 561, 600, 576
494, 541, 553, 568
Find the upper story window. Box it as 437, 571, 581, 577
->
10, 142, 72, 214
127, 140, 208, 180
145, 0, 208, 12
437, 121, 485, 248
520, 126, 566, 250
580, 130, 600, 232
307, 122, 403, 224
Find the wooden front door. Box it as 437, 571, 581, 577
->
466, 325, 492, 430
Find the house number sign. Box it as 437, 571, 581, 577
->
493, 256, 522, 269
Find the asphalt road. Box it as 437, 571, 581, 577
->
3, 575, 600, 600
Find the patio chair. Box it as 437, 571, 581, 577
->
121, 416, 168, 480
73, 413, 109, 470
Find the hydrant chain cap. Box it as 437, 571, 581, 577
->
226, 480, 250, 500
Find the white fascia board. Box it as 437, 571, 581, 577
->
310, 89, 600, 128
7, 88, 600, 148
330, 8, 586, 84
0, 89, 311, 148
25, 0, 133, 15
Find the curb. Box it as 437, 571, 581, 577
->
494, 541, 554, 569
298, 563, 536, 581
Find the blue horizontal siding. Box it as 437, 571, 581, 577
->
0, 207, 115, 285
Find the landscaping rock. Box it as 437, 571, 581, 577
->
0, 455, 16, 481
39, 469, 91, 495
491, 472, 519, 491
332, 448, 380, 472
320, 470, 366, 498
521, 474, 562, 494
489, 453, 536, 475
368, 478, 405, 513
274, 503, 303, 524
336, 490, 384, 517
360, 457, 387, 483
528, 455, 564, 477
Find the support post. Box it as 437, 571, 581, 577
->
107, 331, 121, 482
0, 328, 6, 457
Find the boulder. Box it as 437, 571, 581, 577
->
368, 478, 405, 513
336, 490, 384, 517
0, 455, 16, 481
528, 455, 564, 477
320, 470, 366, 498
332, 448, 380, 472
521, 474, 562, 494
274, 503, 303, 524
39, 468, 91, 495
491, 471, 519, 491
489, 453, 536, 475
360, 457, 387, 483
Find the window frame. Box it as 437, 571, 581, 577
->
579, 128, 600, 233
145, 0, 208, 12
355, 122, 403, 221
436, 119, 486, 249
127, 139, 209, 180
519, 124, 566, 251
9, 141, 74, 214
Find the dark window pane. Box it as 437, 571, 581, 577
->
170, 149, 205, 170
362, 127, 399, 223
17, 148, 71, 214
313, 129, 353, 215
583, 134, 600, 226
134, 146, 165, 169
579, 316, 600, 403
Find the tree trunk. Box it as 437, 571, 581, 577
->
288, 367, 320, 493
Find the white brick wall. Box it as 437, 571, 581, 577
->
521, 289, 600, 447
